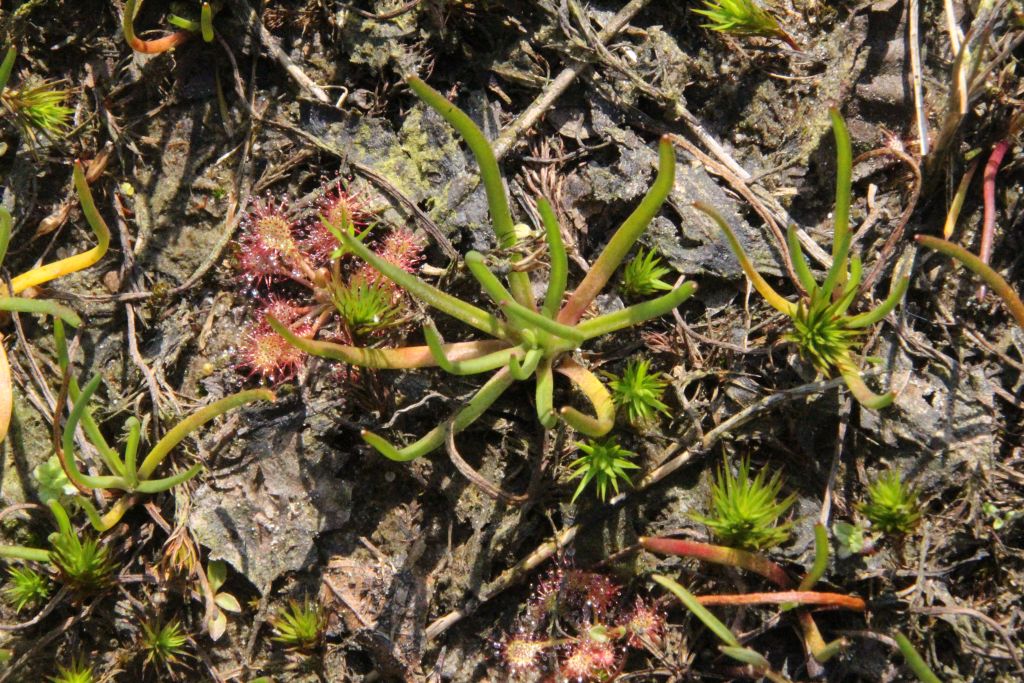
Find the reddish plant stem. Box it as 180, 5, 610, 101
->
697, 591, 865, 611
978, 139, 1010, 299
128, 31, 192, 54
639, 537, 792, 588
642, 536, 839, 666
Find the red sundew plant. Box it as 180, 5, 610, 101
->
237, 324, 310, 383
238, 197, 305, 285
320, 184, 373, 234
497, 566, 665, 681
233, 183, 422, 382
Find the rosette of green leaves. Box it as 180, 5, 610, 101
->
696, 110, 908, 409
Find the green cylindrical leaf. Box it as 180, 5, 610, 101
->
653, 574, 740, 647
559, 137, 676, 324
138, 389, 274, 479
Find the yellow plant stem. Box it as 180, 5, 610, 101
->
0, 340, 10, 444
6, 162, 110, 295
80, 494, 136, 532
694, 202, 796, 316
917, 234, 1024, 328
555, 357, 615, 437
138, 389, 274, 479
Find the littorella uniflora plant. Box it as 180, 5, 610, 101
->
696, 110, 909, 409
0, 161, 109, 445
269, 76, 695, 461
0, 499, 118, 594
691, 456, 796, 551
0, 46, 74, 147
692, 0, 798, 50
859, 470, 922, 536
55, 320, 274, 531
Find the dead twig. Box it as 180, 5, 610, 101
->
912, 605, 1024, 674
819, 397, 851, 527
445, 423, 528, 505
340, 0, 421, 21
908, 0, 928, 156
491, 0, 653, 161
669, 134, 804, 291
0, 587, 70, 632
0, 599, 99, 682
226, 0, 330, 104
853, 146, 922, 297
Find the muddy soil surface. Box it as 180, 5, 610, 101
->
1, 1, 1022, 681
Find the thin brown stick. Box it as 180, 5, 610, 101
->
0, 599, 98, 682
912, 605, 1024, 674
0, 587, 70, 632
853, 147, 922, 296
351, 160, 457, 258
262, 116, 458, 259
226, 0, 330, 103
908, 0, 928, 156
445, 423, 528, 505
669, 134, 803, 292
491, 0, 653, 160
125, 303, 166, 440
340, 0, 421, 20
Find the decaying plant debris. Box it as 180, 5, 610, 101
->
0, 0, 1022, 681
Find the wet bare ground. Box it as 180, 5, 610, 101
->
1, 0, 1023, 681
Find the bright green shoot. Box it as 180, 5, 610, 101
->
608, 357, 671, 426
140, 618, 190, 672
0, 46, 74, 147
621, 247, 674, 299
55, 320, 275, 531
271, 598, 325, 651
859, 470, 922, 536
697, 110, 908, 409
693, 0, 798, 50
50, 656, 96, 683
569, 438, 640, 502
270, 76, 695, 462
691, 456, 796, 551
0, 500, 116, 593
331, 273, 402, 333
3, 565, 51, 612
